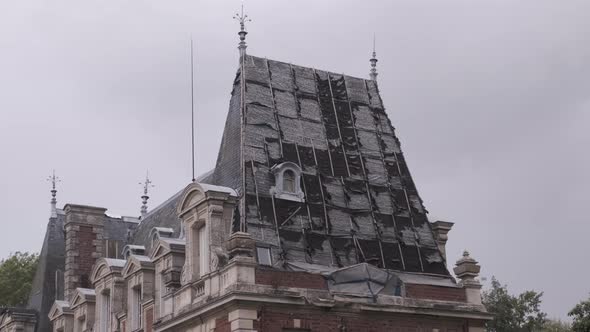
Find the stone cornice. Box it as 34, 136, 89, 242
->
154, 282, 491, 331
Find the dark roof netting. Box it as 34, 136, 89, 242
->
232, 55, 449, 276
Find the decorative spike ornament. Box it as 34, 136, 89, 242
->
370, 34, 378, 81
233, 2, 251, 58
139, 171, 154, 218
47, 170, 61, 218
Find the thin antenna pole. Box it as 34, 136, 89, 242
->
190, 37, 196, 182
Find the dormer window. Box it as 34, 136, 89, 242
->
270, 162, 304, 202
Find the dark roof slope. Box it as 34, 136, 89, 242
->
210, 71, 243, 189
27, 214, 65, 332
218, 55, 448, 275
129, 191, 183, 252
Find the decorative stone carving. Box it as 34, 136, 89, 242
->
181, 264, 189, 286
454, 250, 483, 305
210, 247, 228, 270
454, 250, 481, 282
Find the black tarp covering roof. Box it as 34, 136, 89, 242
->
210, 55, 449, 276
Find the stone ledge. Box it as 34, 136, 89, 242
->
155, 282, 491, 331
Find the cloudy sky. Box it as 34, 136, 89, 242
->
1, 0, 588, 320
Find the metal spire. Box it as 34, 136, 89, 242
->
370, 34, 378, 81
233, 2, 251, 58
47, 170, 61, 218
234, 1, 251, 233
139, 171, 154, 218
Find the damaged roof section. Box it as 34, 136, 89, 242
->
215, 55, 447, 276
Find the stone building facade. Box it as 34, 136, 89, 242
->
0, 22, 491, 332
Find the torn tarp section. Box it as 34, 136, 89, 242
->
326, 263, 402, 297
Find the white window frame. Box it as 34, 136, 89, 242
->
198, 224, 209, 277
131, 285, 142, 330
100, 291, 110, 332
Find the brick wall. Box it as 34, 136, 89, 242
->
63, 204, 106, 301
214, 317, 231, 332
77, 225, 97, 287
255, 268, 327, 290
257, 307, 468, 332
144, 307, 153, 332
405, 284, 467, 302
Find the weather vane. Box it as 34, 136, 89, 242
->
139, 171, 155, 218
47, 169, 61, 191
233, 1, 251, 57
233, 2, 251, 31
47, 170, 61, 217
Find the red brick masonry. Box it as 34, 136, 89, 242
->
214, 316, 231, 332
405, 283, 467, 302
74, 225, 97, 288
256, 307, 467, 332
144, 307, 154, 332
255, 268, 327, 290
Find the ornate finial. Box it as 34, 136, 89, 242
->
233, 1, 251, 58
454, 249, 480, 282
139, 171, 154, 218
47, 170, 61, 218
370, 33, 378, 81
454, 249, 483, 305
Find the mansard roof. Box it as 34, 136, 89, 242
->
120, 54, 449, 276
210, 55, 449, 276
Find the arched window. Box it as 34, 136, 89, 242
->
152, 232, 159, 248
283, 170, 295, 193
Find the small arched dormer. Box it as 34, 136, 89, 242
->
148, 227, 175, 254
270, 162, 304, 202
121, 245, 146, 260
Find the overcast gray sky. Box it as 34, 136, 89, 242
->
1, 0, 588, 320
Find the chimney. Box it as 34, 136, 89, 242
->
63, 204, 107, 300
431, 220, 454, 261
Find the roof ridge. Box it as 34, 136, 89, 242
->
246, 54, 371, 82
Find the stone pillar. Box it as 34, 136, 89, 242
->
454, 250, 483, 305
226, 232, 255, 260
431, 220, 453, 261
228, 308, 257, 332
63, 204, 107, 300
